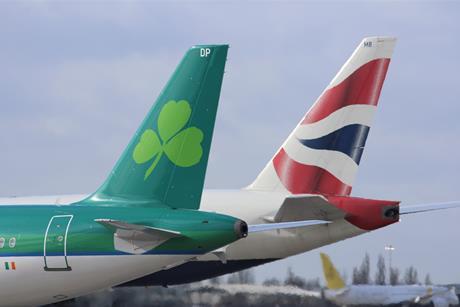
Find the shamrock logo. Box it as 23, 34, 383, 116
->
132, 100, 204, 180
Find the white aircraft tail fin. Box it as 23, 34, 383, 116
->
248, 37, 396, 196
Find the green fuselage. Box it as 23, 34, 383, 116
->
0, 204, 241, 258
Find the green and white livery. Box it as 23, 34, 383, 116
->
0, 45, 244, 306
0, 44, 327, 307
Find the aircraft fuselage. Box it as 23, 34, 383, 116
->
0, 190, 369, 287
0, 204, 241, 306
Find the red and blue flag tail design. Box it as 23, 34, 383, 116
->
248, 37, 397, 196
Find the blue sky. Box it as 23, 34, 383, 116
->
1, 1, 459, 284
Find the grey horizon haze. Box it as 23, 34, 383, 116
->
0, 1, 459, 285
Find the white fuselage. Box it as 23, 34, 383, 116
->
0, 254, 193, 306
325, 285, 459, 306
199, 190, 365, 262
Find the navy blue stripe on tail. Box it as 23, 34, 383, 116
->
298, 124, 370, 164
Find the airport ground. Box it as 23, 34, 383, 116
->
48, 253, 460, 307
48, 284, 460, 307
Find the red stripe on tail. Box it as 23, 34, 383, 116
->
273, 148, 352, 196
303, 58, 390, 124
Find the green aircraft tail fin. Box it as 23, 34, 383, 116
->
79, 45, 228, 209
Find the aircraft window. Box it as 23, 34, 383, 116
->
0, 237, 4, 248
9, 237, 16, 248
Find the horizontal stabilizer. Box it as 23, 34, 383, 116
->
273, 194, 346, 222
399, 201, 460, 215
248, 220, 330, 233
95, 219, 181, 254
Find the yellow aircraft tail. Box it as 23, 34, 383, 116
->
320, 253, 346, 290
